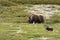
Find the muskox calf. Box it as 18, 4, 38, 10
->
46, 26, 53, 31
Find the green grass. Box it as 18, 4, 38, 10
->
0, 4, 60, 23
0, 0, 60, 40
0, 0, 60, 23
0, 23, 60, 40
0, 4, 32, 23
0, 0, 60, 5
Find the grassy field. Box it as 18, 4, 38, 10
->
0, 4, 60, 23
0, 0, 60, 40
0, 23, 60, 40
0, 0, 60, 23
0, 0, 60, 5
0, 4, 32, 23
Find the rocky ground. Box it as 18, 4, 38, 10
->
25, 4, 60, 19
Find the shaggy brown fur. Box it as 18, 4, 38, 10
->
46, 26, 53, 31
29, 14, 45, 23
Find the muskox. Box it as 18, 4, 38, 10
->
46, 26, 53, 31
29, 14, 45, 24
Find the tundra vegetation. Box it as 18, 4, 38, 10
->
0, 0, 60, 40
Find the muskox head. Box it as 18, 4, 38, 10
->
29, 14, 45, 24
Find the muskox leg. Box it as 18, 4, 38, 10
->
33, 21, 35, 24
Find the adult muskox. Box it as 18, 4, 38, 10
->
29, 14, 45, 24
